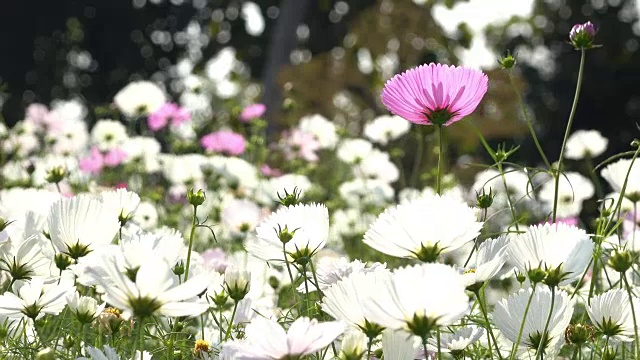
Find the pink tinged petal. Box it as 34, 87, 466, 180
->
158, 301, 209, 317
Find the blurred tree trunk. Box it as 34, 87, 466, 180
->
261, 0, 313, 132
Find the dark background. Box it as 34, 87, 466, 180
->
1, 0, 639, 162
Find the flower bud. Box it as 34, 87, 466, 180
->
339, 331, 368, 360
277, 187, 302, 207
276, 224, 296, 244
54, 253, 73, 271
565, 323, 595, 345
173, 261, 185, 276
570, 21, 597, 50
45, 166, 67, 184
187, 188, 206, 206
498, 51, 517, 69
224, 267, 251, 302
476, 188, 495, 209
608, 250, 636, 273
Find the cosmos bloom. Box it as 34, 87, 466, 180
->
493, 286, 574, 357
147, 102, 191, 131
363, 193, 482, 262
570, 21, 597, 49
223, 316, 345, 360
380, 63, 488, 126
79, 146, 104, 174
508, 223, 593, 286
0, 277, 74, 320
200, 130, 247, 156
586, 289, 638, 342
239, 103, 266, 122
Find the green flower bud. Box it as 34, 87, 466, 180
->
187, 188, 206, 206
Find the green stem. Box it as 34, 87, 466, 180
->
367, 336, 373, 360
535, 286, 556, 359
622, 273, 639, 359
552, 48, 586, 222
474, 288, 504, 360
497, 163, 520, 232
436, 327, 442, 360
184, 205, 198, 282
136, 317, 145, 357
436, 125, 444, 195
509, 285, 537, 360
507, 71, 551, 170
224, 301, 239, 341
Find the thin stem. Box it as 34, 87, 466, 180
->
302, 263, 312, 317
509, 285, 537, 360
552, 48, 586, 222
184, 205, 198, 281
535, 286, 556, 359
622, 273, 639, 359
497, 163, 520, 232
464, 208, 488, 268
436, 327, 442, 360
436, 125, 444, 195
422, 335, 430, 360
367, 337, 373, 360
224, 301, 239, 341
507, 71, 552, 170
474, 288, 504, 360
584, 154, 604, 199
136, 317, 145, 357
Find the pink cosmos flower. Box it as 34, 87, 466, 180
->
200, 130, 247, 156
200, 248, 230, 273
103, 148, 128, 167
281, 129, 320, 162
239, 103, 266, 122
540, 217, 579, 227
114, 183, 128, 189
261, 164, 282, 177
147, 103, 191, 131
79, 146, 104, 174
381, 63, 488, 126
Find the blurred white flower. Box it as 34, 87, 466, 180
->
601, 158, 640, 202
538, 172, 594, 218
242, 2, 265, 36
364, 193, 482, 261
101, 188, 141, 223
132, 201, 159, 230
298, 114, 338, 149
336, 138, 373, 164
91, 120, 128, 151
462, 236, 509, 286
429, 325, 484, 352
113, 81, 166, 117
363, 115, 411, 145
221, 198, 262, 237
223, 316, 345, 359
564, 129, 608, 160
355, 149, 399, 183
339, 178, 394, 208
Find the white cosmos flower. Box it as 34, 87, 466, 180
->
564, 129, 608, 160
538, 172, 594, 218
429, 326, 484, 352
363, 263, 469, 336
247, 203, 329, 263
364, 193, 483, 261
339, 331, 368, 359
298, 114, 338, 149
462, 236, 509, 286
381, 329, 421, 360
601, 158, 640, 202
0, 234, 52, 281
363, 115, 411, 145
586, 289, 638, 342
493, 286, 574, 356
268, 174, 312, 200
336, 138, 373, 164
101, 188, 141, 223
322, 269, 390, 331
88, 257, 209, 318
0, 277, 74, 320
301, 258, 386, 292
132, 201, 159, 230
66, 291, 106, 324
90, 120, 128, 151
224, 316, 345, 360
355, 149, 399, 183
221, 198, 262, 237
508, 223, 592, 285
339, 178, 394, 208
113, 81, 166, 117
48, 194, 121, 259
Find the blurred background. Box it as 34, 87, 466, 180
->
1, 0, 639, 165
